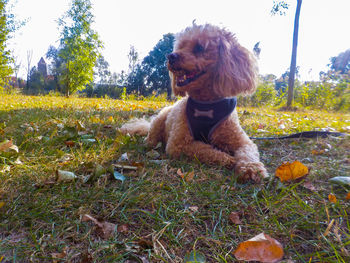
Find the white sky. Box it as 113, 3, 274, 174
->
9, 0, 350, 80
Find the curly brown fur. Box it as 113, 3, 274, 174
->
120, 24, 268, 183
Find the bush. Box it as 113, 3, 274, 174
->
238, 79, 278, 107
293, 81, 349, 112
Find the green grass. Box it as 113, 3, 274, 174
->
0, 94, 349, 262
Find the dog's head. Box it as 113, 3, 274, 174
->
168, 24, 257, 99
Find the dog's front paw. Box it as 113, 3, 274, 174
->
235, 161, 268, 183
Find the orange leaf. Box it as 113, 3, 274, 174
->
275, 161, 308, 182
64, 141, 75, 147
346, 192, 350, 200
177, 168, 184, 179
234, 233, 284, 263
328, 194, 337, 204
185, 171, 195, 182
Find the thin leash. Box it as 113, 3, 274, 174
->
250, 131, 347, 140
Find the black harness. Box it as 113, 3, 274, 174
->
186, 97, 237, 143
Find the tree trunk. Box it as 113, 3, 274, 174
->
287, 0, 302, 108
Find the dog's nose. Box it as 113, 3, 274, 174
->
167, 53, 180, 65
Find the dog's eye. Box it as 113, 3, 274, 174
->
193, 43, 205, 55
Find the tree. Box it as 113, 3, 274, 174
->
46, 45, 62, 92
329, 49, 350, 74
94, 55, 111, 84
141, 33, 175, 98
127, 45, 138, 75
0, 0, 13, 87
57, 0, 102, 96
272, 0, 303, 108
0, 0, 25, 89
25, 49, 32, 91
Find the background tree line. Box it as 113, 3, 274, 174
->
0, 0, 349, 111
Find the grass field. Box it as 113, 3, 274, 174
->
0, 94, 349, 262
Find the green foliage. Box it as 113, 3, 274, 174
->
239, 78, 277, 107
56, 0, 102, 96
127, 33, 175, 99
0, 0, 13, 87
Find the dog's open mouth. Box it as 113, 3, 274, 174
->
175, 70, 205, 87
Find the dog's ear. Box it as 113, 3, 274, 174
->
213, 34, 258, 97
169, 71, 186, 97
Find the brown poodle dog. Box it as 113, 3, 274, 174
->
120, 24, 268, 183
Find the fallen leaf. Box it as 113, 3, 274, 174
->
118, 152, 129, 161
188, 206, 198, 213
275, 161, 308, 182
113, 171, 126, 182
346, 193, 350, 200
0, 140, 13, 151
229, 212, 242, 225
328, 176, 350, 187
64, 141, 75, 147
146, 149, 160, 159
80, 251, 93, 263
328, 194, 337, 204
0, 139, 18, 153
184, 250, 206, 263
94, 164, 106, 178
138, 237, 153, 249
177, 168, 184, 179
117, 224, 129, 234
0, 202, 5, 209
234, 233, 284, 263
56, 170, 78, 182
311, 149, 325, 155
51, 247, 67, 263
185, 171, 195, 182
302, 181, 317, 191
81, 214, 116, 239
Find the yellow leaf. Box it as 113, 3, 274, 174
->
0, 202, 5, 209
328, 193, 337, 204
312, 149, 325, 155
275, 160, 308, 182
234, 233, 284, 263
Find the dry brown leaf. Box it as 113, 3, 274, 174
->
302, 181, 317, 191
328, 194, 337, 204
51, 247, 67, 263
185, 171, 195, 182
81, 214, 116, 239
0, 139, 18, 152
229, 212, 242, 225
80, 251, 93, 263
117, 224, 129, 234
177, 168, 184, 179
234, 233, 284, 263
64, 140, 75, 147
275, 161, 308, 182
188, 206, 199, 213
